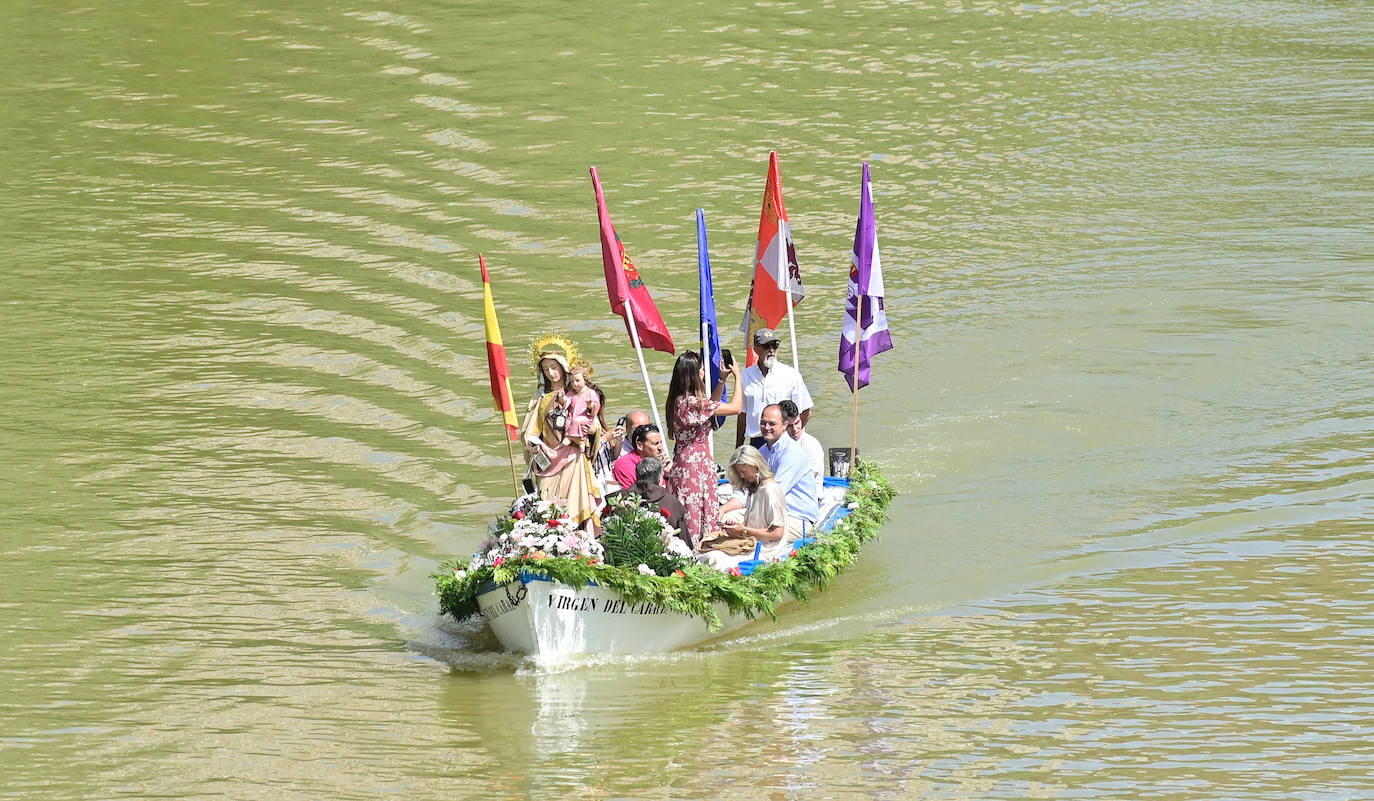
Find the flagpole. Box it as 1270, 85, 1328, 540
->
783, 268, 801, 373
505, 434, 521, 498
700, 320, 714, 460
479, 253, 524, 500
624, 294, 663, 434
850, 293, 864, 471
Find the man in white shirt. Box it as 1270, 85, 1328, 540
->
735, 328, 813, 448
779, 399, 824, 495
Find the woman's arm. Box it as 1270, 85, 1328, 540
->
721, 518, 784, 543
749, 523, 785, 542
714, 362, 745, 417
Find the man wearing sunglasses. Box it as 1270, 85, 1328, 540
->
735, 328, 812, 449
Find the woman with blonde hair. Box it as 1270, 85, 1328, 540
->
663, 351, 743, 545
698, 445, 790, 571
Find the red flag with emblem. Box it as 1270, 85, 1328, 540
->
591, 167, 675, 354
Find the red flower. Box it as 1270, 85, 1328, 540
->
660, 507, 671, 518
673, 570, 685, 577
789, 549, 798, 557
494, 556, 504, 567
547, 518, 560, 529
513, 510, 525, 520
728, 566, 741, 577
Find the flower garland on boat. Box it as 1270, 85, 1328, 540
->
433, 461, 896, 632
453, 495, 606, 577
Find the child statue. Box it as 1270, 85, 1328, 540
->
559, 360, 601, 454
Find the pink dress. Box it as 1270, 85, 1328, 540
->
563, 387, 600, 440
522, 391, 603, 528
665, 395, 720, 546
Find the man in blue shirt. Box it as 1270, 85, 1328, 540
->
757, 404, 819, 539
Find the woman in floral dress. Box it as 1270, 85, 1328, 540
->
663, 352, 743, 546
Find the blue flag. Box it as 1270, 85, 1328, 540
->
697, 209, 728, 420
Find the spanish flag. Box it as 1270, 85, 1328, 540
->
480, 255, 519, 440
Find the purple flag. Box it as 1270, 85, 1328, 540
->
839, 162, 893, 391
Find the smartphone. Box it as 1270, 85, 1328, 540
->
616, 415, 627, 429
721, 349, 734, 369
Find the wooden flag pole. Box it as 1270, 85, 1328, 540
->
505, 433, 522, 498
850, 293, 864, 472
480, 252, 525, 500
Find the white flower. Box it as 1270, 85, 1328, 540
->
453, 568, 466, 580
663, 538, 692, 558
636, 563, 654, 575
846, 501, 858, 510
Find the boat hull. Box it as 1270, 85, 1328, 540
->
476, 575, 752, 658
473, 479, 855, 658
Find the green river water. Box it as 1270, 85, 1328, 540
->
2, 0, 1371, 798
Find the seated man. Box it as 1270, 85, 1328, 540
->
591, 393, 630, 491
618, 409, 651, 457
757, 403, 819, 540
627, 457, 688, 541
612, 423, 665, 490
779, 399, 823, 495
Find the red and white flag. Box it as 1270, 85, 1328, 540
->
740, 151, 804, 365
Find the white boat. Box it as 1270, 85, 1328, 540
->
474, 482, 857, 659
477, 576, 755, 656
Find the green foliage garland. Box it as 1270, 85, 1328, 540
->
598, 493, 693, 576
432, 461, 896, 632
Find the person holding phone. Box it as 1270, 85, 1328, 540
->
664, 352, 744, 546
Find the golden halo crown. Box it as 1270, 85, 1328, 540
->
528, 332, 579, 373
